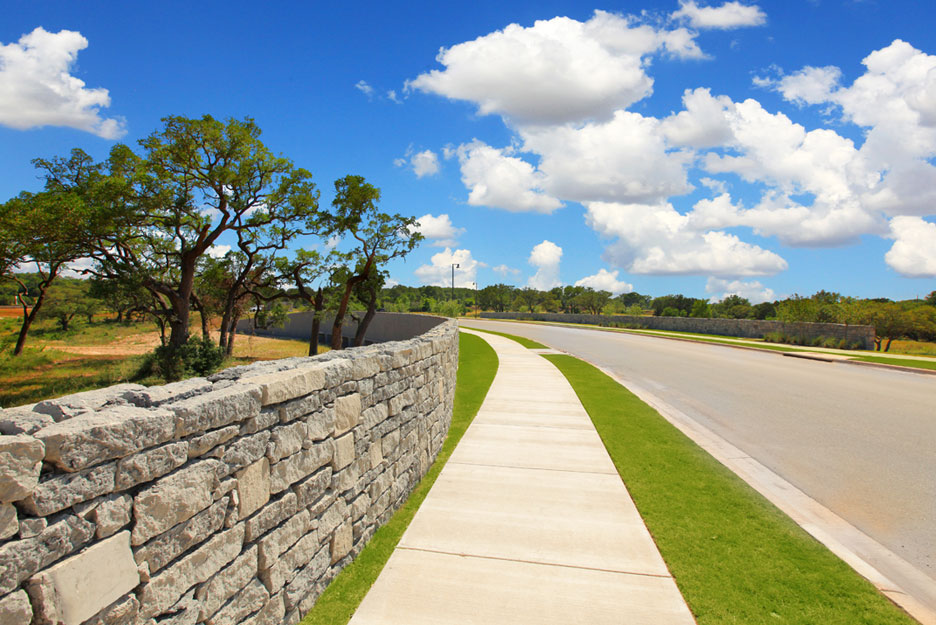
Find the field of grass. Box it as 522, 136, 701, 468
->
464, 325, 548, 349
545, 353, 916, 625
0, 316, 318, 408
301, 331, 498, 625
853, 354, 936, 371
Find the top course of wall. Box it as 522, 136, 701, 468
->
0, 315, 458, 625
480, 312, 876, 350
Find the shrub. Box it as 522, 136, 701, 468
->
137, 335, 225, 382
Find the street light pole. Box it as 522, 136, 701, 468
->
451, 263, 459, 301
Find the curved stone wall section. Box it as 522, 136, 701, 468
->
481, 312, 876, 350
238, 311, 447, 346
0, 319, 458, 625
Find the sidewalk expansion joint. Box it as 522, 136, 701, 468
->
396, 546, 674, 580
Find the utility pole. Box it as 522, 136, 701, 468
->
451, 263, 459, 301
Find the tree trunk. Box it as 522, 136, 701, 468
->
353, 288, 379, 347
218, 307, 232, 352
884, 337, 894, 352
224, 314, 240, 357
13, 281, 50, 356
309, 288, 323, 356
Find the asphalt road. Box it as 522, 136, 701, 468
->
460, 319, 936, 588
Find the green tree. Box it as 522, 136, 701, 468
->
40, 279, 99, 330
690, 300, 711, 318
575, 288, 611, 315
323, 175, 421, 350
478, 284, 514, 312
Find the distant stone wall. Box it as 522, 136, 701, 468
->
237, 311, 447, 347
481, 312, 875, 350
0, 319, 458, 625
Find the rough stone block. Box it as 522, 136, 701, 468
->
244, 367, 326, 406
368, 440, 383, 470
305, 409, 335, 440
241, 591, 284, 625
244, 491, 297, 543
333, 433, 354, 471
0, 406, 53, 435
236, 457, 270, 519
170, 385, 262, 438
269, 441, 333, 494
283, 547, 330, 611
330, 520, 353, 564
0, 513, 94, 595
34, 406, 174, 472
0, 502, 18, 539
333, 394, 362, 436
221, 431, 270, 474
361, 403, 388, 430
351, 357, 379, 380
267, 422, 306, 463
134, 497, 227, 573
206, 578, 269, 625
115, 441, 188, 490
138, 524, 244, 618
259, 529, 319, 593
278, 394, 321, 424
257, 509, 310, 570
0, 434, 44, 502
187, 425, 239, 459
292, 467, 331, 508
18, 517, 46, 539
123, 378, 211, 408
132, 459, 222, 545
26, 531, 138, 625
33, 384, 145, 421
0, 589, 32, 624
196, 545, 257, 621
92, 493, 133, 539
381, 429, 401, 457
82, 595, 139, 625
318, 499, 348, 538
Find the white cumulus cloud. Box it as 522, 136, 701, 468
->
407, 11, 705, 126
671, 1, 767, 30
0, 27, 125, 138
414, 248, 480, 287
455, 140, 562, 213
413, 213, 464, 247
574, 268, 633, 295
885, 217, 936, 278
355, 80, 375, 98
705, 277, 775, 304
492, 264, 521, 278
411, 150, 440, 177
527, 240, 562, 289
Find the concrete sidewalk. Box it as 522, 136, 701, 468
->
348, 329, 695, 625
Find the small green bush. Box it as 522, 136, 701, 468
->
137, 335, 225, 382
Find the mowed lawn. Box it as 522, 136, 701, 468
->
0, 316, 315, 408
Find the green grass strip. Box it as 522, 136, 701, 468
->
544, 353, 916, 625
301, 331, 498, 625
463, 326, 549, 349
852, 355, 936, 372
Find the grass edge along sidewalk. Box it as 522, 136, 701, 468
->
544, 352, 917, 625
300, 331, 498, 625
463, 325, 549, 349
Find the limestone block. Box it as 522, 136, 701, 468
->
170, 384, 262, 438
321, 360, 352, 387
131, 459, 221, 546
82, 595, 139, 625
92, 493, 133, 539
283, 547, 330, 611
18, 517, 46, 539
368, 440, 383, 470
362, 403, 388, 429
244, 491, 297, 543
133, 498, 227, 573
244, 366, 326, 406
292, 467, 331, 508
236, 457, 270, 519
278, 393, 322, 424
123, 378, 211, 408
138, 524, 244, 618
305, 408, 336, 441
0, 589, 32, 624
0, 434, 44, 502
0, 513, 94, 595
0, 502, 18, 539
257, 509, 310, 570
196, 545, 257, 621
350, 357, 379, 380
333, 394, 362, 436
154, 589, 199, 625
241, 591, 284, 625
350, 492, 371, 522
333, 461, 361, 494
221, 430, 270, 474
0, 406, 53, 435
318, 499, 348, 538
388, 389, 415, 416
33, 384, 145, 421
269, 440, 333, 494
26, 531, 139, 625
267, 422, 306, 463
115, 441, 188, 490
206, 578, 269, 625
381, 429, 401, 457
330, 520, 353, 564
35, 406, 174, 473
187, 425, 239, 459
259, 530, 320, 593
333, 433, 354, 471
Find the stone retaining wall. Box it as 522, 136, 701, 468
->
0, 319, 458, 625
481, 312, 875, 350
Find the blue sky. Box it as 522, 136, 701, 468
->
2, 0, 935, 302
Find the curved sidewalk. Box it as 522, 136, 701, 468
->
348, 329, 695, 624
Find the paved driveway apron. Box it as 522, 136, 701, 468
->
348, 330, 695, 625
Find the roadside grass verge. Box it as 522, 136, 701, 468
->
301, 331, 498, 625
545, 353, 916, 625
463, 326, 548, 349
852, 355, 936, 372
